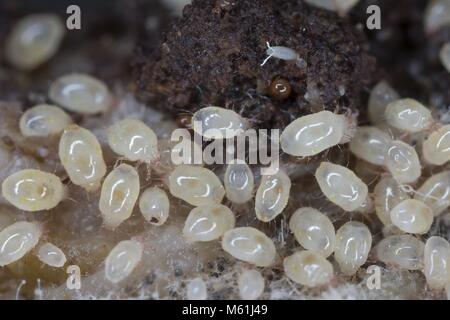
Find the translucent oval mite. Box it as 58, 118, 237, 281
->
238, 270, 265, 300
139, 187, 170, 226
5, 14, 64, 70
37, 243, 67, 268
187, 278, 207, 300
0, 221, 42, 266
385, 99, 433, 133
105, 239, 143, 284
224, 160, 254, 204
99, 164, 140, 230
415, 171, 450, 216
315, 162, 368, 212
422, 124, 450, 166
390, 199, 434, 234
334, 221, 372, 275
191, 106, 246, 139
221, 227, 276, 267
424, 236, 450, 290
49, 73, 112, 114
183, 204, 235, 242
375, 235, 425, 270
368, 81, 400, 126
168, 165, 225, 206
280, 111, 350, 157
59, 125, 107, 191
2, 169, 65, 212
384, 140, 421, 184
283, 250, 334, 287
374, 176, 410, 226
304, 0, 359, 14
108, 118, 158, 163
19, 104, 73, 137
349, 126, 392, 166
440, 42, 450, 72
424, 0, 450, 34
255, 169, 291, 222
289, 207, 336, 258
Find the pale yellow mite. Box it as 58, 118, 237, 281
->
289, 207, 335, 258
238, 270, 265, 300
0, 221, 42, 266
224, 160, 254, 204
390, 199, 434, 234
368, 81, 400, 126
315, 162, 368, 212
49, 73, 112, 114
104, 239, 143, 284
422, 124, 450, 166
59, 125, 107, 192
191, 106, 247, 139
334, 221, 372, 275
385, 99, 433, 133
375, 235, 425, 270
424, 236, 450, 290
303, 0, 359, 15
108, 118, 158, 163
6, 14, 64, 70
384, 140, 422, 184
139, 187, 170, 226
19, 104, 73, 137
221, 227, 276, 267
168, 165, 225, 206
99, 164, 140, 230
349, 126, 392, 166
415, 171, 450, 216
374, 176, 410, 226
255, 169, 291, 222
37, 243, 67, 268
2, 169, 65, 212
183, 204, 235, 242
283, 250, 334, 287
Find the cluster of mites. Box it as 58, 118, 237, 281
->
0, 8, 450, 300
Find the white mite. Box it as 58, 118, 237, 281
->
283, 250, 334, 287
440, 42, 450, 72
238, 270, 265, 300
104, 239, 143, 284
384, 140, 422, 184
224, 160, 254, 204
107, 118, 158, 163
37, 243, 67, 268
0, 221, 42, 266
261, 42, 306, 67
415, 171, 450, 216
19, 104, 73, 137
334, 221, 372, 275
385, 99, 433, 133
99, 164, 140, 230
183, 204, 235, 242
374, 176, 410, 226
186, 278, 207, 300
255, 169, 291, 222
422, 124, 450, 166
315, 162, 368, 212
289, 207, 336, 258
390, 199, 434, 234
349, 126, 392, 166
368, 81, 400, 126
139, 187, 170, 226
375, 235, 425, 270
49, 73, 112, 114
221, 227, 276, 267
5, 14, 64, 71
280, 111, 351, 157
168, 165, 225, 206
304, 0, 360, 15
424, 236, 450, 290
191, 106, 247, 139
424, 0, 450, 34
2, 169, 65, 212
59, 125, 107, 192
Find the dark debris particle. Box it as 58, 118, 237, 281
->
135, 0, 376, 129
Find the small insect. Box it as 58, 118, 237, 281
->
424, 236, 450, 290
2, 169, 65, 212
390, 199, 434, 234
261, 42, 306, 67
238, 270, 265, 300
0, 221, 42, 266
422, 124, 450, 166
104, 239, 143, 284
385, 99, 433, 133
139, 187, 170, 226
37, 243, 67, 268
375, 235, 425, 270
49, 73, 112, 114
5, 14, 64, 70
19, 104, 73, 137
222, 227, 276, 267
283, 250, 334, 287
